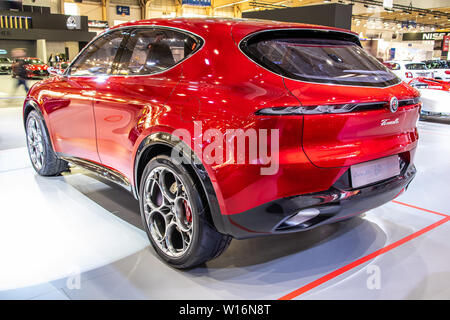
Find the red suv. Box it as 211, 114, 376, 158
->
23, 18, 420, 268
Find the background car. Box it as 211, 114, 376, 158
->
23, 18, 420, 268
384, 60, 433, 82
48, 61, 70, 74
0, 57, 12, 74
409, 77, 450, 120
422, 60, 450, 81
12, 57, 48, 79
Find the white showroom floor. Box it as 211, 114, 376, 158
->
0, 75, 450, 299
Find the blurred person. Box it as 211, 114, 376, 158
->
146, 32, 174, 68
12, 59, 30, 94
11, 48, 30, 95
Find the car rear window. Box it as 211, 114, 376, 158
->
405, 63, 427, 70
240, 30, 400, 87
424, 60, 448, 69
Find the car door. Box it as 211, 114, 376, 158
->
93, 27, 200, 180
46, 29, 127, 163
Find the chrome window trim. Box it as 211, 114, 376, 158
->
237, 28, 402, 89
64, 24, 206, 78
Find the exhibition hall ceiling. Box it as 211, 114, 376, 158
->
212, 0, 450, 28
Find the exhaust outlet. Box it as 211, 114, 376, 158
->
283, 208, 320, 227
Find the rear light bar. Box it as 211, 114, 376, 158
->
255, 104, 360, 115
398, 97, 421, 107
256, 98, 421, 115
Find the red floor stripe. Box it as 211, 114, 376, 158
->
279, 216, 450, 300
392, 200, 450, 217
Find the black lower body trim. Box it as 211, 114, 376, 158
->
224, 163, 416, 239
58, 154, 132, 193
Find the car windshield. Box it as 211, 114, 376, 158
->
24, 59, 43, 65
242, 33, 400, 87
0, 57, 11, 63
405, 63, 427, 70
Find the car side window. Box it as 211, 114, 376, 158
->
116, 28, 201, 75
69, 30, 126, 76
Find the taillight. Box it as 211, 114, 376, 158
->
405, 72, 413, 78
256, 98, 420, 116
445, 70, 450, 75
256, 103, 366, 115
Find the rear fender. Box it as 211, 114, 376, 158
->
133, 132, 228, 235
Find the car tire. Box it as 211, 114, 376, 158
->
25, 110, 69, 176
139, 155, 231, 269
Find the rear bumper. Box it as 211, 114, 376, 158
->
223, 162, 416, 239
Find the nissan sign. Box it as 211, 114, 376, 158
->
402, 32, 450, 41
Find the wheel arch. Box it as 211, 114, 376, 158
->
133, 132, 228, 235
23, 99, 43, 127
23, 99, 56, 151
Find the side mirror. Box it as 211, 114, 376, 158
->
48, 67, 63, 76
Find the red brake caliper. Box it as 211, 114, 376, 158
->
183, 200, 192, 224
